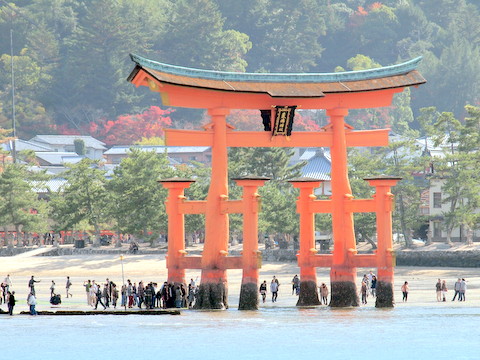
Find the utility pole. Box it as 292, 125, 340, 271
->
1, 0, 42, 163
10, 27, 17, 163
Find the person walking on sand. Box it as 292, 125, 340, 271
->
84, 280, 92, 304
127, 280, 134, 308
459, 278, 467, 301
112, 284, 119, 309
121, 284, 127, 308
362, 274, 369, 291
4, 274, 12, 294
401, 281, 409, 302
452, 278, 461, 301
370, 275, 377, 297
441, 280, 448, 302
103, 283, 110, 308
270, 277, 279, 303
50, 280, 56, 297
94, 284, 106, 310
291, 275, 300, 296
7, 291, 15, 315
360, 280, 368, 305
28, 276, 40, 296
66, 276, 72, 298
436, 279, 442, 302
319, 283, 329, 305
259, 280, 267, 303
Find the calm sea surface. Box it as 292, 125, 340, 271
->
4, 305, 480, 359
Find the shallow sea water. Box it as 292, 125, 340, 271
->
4, 305, 480, 359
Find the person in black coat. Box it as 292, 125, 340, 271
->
7, 291, 15, 315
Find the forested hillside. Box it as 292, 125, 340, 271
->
0, 0, 478, 143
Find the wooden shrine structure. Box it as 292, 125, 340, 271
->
128, 54, 425, 309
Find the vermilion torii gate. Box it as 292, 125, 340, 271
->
128, 54, 425, 309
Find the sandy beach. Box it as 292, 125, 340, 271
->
1, 244, 478, 314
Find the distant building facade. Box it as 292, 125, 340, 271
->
103, 145, 212, 165
29, 135, 106, 160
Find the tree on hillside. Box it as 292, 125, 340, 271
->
107, 148, 175, 244
0, 162, 50, 247
349, 131, 428, 249
74, 139, 85, 155
50, 159, 107, 245
158, 0, 251, 72
427, 105, 480, 245
56, 106, 173, 146
0, 49, 56, 137
52, 0, 167, 120
237, 0, 326, 72
229, 147, 303, 184
89, 106, 173, 146
348, 147, 384, 249
229, 147, 304, 245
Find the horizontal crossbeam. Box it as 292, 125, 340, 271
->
165, 128, 389, 148
167, 255, 245, 270
179, 201, 206, 214
302, 253, 380, 268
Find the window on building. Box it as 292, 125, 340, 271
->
433, 192, 442, 208
433, 221, 442, 238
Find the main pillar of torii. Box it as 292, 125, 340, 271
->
128, 54, 425, 309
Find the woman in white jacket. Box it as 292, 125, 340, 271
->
27, 292, 37, 315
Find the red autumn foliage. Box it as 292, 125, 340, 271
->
94, 106, 173, 145
349, 5, 369, 27
227, 109, 265, 131
57, 106, 174, 146
352, 108, 391, 129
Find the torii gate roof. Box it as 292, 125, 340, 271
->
128, 54, 425, 109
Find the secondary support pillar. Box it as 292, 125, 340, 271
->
236, 177, 269, 310
158, 178, 195, 285
366, 176, 401, 308
289, 178, 322, 306
327, 108, 359, 307
196, 107, 231, 309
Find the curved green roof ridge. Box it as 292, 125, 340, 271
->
130, 54, 422, 83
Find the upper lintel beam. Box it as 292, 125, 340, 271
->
165, 129, 389, 148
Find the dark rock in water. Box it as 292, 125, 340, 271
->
194, 282, 228, 310
330, 281, 359, 307
238, 282, 259, 310
375, 281, 394, 308
297, 281, 321, 306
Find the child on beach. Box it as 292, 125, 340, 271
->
319, 283, 328, 305
401, 281, 409, 302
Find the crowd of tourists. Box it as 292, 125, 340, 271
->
437, 278, 467, 302
0, 273, 472, 315
358, 271, 378, 304
82, 277, 199, 310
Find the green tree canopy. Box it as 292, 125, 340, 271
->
107, 148, 175, 242
50, 159, 107, 243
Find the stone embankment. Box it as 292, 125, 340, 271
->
0, 246, 163, 257
2, 245, 480, 267
262, 249, 480, 268
395, 250, 480, 267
